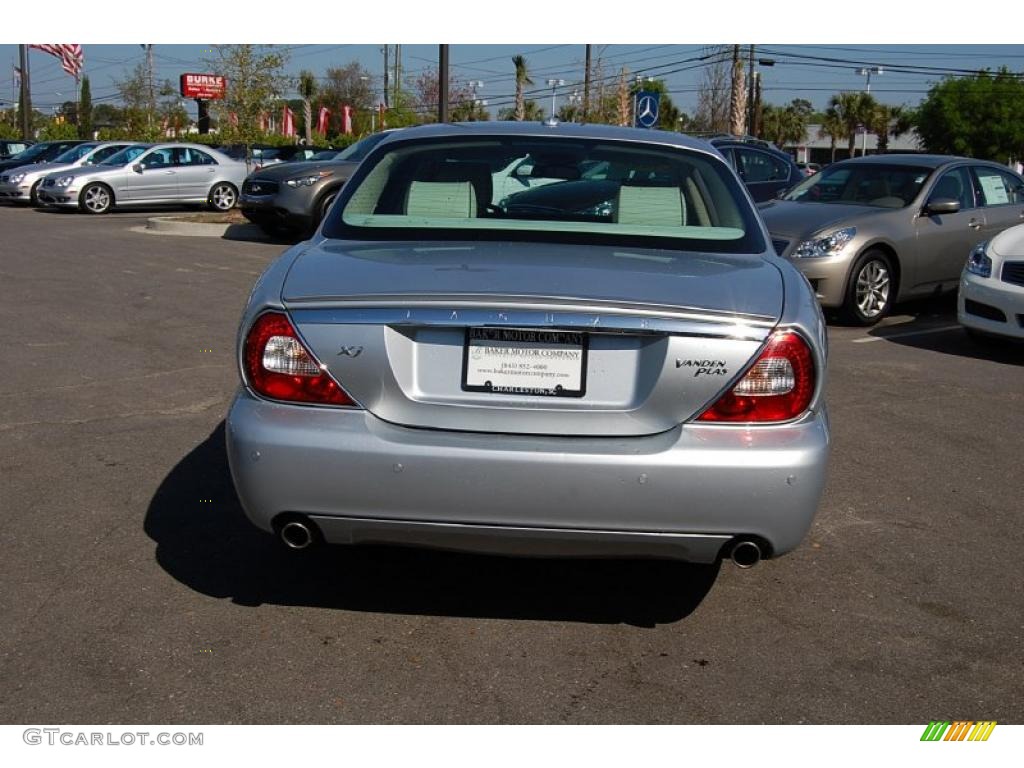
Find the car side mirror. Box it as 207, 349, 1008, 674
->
132, 163, 144, 174
925, 198, 960, 215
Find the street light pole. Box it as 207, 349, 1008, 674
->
545, 79, 564, 125
855, 66, 883, 156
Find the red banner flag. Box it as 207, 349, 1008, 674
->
316, 106, 330, 135
281, 105, 296, 137
341, 105, 353, 136
378, 102, 387, 130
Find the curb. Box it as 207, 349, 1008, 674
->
144, 216, 269, 240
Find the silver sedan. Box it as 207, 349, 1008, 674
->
226, 123, 830, 568
39, 142, 249, 214
0, 141, 136, 205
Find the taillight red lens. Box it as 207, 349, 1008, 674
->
243, 312, 357, 406
697, 331, 815, 423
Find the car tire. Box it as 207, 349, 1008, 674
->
208, 182, 238, 212
839, 249, 895, 326
313, 191, 337, 232
79, 183, 113, 215
29, 180, 41, 205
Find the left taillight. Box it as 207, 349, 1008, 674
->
697, 331, 815, 423
242, 312, 357, 406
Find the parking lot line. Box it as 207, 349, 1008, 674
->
851, 324, 963, 343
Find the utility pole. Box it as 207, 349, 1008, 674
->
438, 45, 449, 123
394, 44, 402, 107
18, 44, 30, 139
146, 44, 155, 129
383, 45, 390, 109
583, 44, 591, 123
747, 44, 755, 137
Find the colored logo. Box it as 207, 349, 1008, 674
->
920, 721, 997, 741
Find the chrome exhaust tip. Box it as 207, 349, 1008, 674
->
280, 520, 314, 550
730, 540, 762, 569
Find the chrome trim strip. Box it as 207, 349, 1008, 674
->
289, 303, 775, 340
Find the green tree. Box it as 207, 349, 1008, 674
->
500, 100, 544, 122
512, 55, 533, 121
297, 69, 317, 144
758, 99, 811, 148
79, 76, 93, 139
818, 109, 844, 163
206, 45, 290, 161
116, 63, 158, 138
915, 68, 1024, 160
828, 91, 878, 158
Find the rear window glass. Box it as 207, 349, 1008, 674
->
326, 136, 765, 253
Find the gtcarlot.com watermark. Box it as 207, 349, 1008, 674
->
23, 728, 203, 747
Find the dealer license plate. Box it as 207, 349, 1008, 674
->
462, 328, 587, 397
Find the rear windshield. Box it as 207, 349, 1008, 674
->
325, 135, 765, 253
782, 163, 932, 208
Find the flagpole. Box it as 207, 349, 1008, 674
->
18, 44, 31, 140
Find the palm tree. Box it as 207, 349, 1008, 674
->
867, 104, 898, 153
298, 70, 317, 144
760, 103, 807, 149
828, 91, 877, 158
819, 109, 844, 163
512, 56, 532, 121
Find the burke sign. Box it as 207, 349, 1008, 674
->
180, 73, 227, 100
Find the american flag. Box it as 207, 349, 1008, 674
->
29, 44, 84, 78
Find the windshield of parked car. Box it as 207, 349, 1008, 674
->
326, 136, 765, 253
335, 132, 392, 162
53, 144, 99, 164
100, 145, 149, 166
310, 150, 341, 161
9, 143, 53, 162
781, 163, 932, 208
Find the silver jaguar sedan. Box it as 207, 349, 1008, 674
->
226, 122, 830, 568
39, 142, 248, 214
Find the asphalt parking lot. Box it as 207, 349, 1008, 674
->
0, 204, 1021, 724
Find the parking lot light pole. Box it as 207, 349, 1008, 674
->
545, 79, 565, 125
856, 66, 883, 156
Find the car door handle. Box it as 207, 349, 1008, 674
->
164, 170, 176, 175
968, 219, 982, 230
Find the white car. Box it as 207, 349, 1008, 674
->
0, 142, 136, 205
959, 224, 1024, 341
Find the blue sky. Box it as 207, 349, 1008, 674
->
3, 43, 1023, 121
3, 0, 1021, 121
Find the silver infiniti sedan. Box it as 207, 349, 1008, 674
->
39, 142, 248, 214
0, 141, 136, 204
760, 154, 1024, 324
226, 122, 831, 568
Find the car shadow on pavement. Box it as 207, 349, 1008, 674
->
864, 294, 1023, 366
221, 223, 293, 244
144, 422, 721, 627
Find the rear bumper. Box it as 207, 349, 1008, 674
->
226, 389, 831, 562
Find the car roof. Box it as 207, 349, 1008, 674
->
375, 121, 721, 154
831, 153, 992, 169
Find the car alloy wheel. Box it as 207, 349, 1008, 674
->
841, 249, 894, 325
209, 183, 237, 211
81, 183, 112, 214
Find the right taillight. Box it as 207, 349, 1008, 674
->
697, 331, 815, 423
243, 312, 357, 406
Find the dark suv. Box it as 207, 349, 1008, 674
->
709, 136, 802, 202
